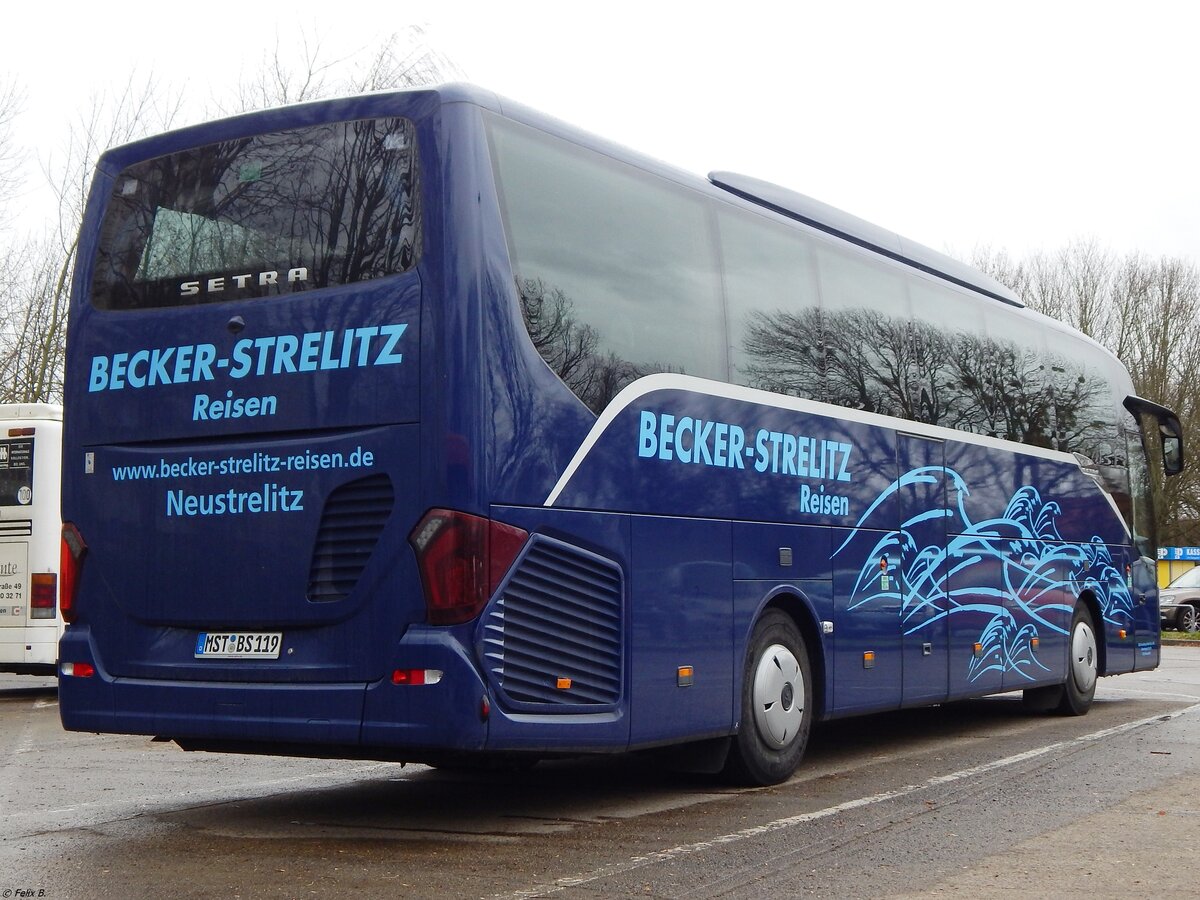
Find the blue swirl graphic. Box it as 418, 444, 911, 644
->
836, 467, 1130, 682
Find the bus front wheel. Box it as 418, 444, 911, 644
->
724, 610, 812, 786
1057, 604, 1098, 716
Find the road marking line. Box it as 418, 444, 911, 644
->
502, 705, 1200, 899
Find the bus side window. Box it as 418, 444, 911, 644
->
812, 242, 908, 418
718, 206, 822, 398
488, 116, 724, 414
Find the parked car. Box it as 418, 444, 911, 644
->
1160, 566, 1200, 631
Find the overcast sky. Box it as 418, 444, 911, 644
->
5, 0, 1197, 263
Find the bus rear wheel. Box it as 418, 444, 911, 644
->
724, 610, 812, 786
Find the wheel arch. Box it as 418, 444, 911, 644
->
1077, 588, 1108, 675
753, 587, 828, 722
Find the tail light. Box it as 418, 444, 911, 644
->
60, 522, 88, 624
409, 509, 527, 625
30, 573, 57, 619
392, 668, 443, 685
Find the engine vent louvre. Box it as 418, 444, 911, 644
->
481, 535, 623, 707
306, 474, 394, 602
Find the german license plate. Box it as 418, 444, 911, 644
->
195, 632, 282, 659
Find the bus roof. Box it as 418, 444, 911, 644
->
0, 403, 63, 421
477, 85, 1025, 310
94, 82, 1023, 313
708, 172, 1024, 309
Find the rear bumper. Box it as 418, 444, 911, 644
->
58, 625, 489, 753
0, 626, 60, 674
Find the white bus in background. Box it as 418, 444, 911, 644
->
0, 404, 63, 675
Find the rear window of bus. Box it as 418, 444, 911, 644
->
90, 117, 420, 310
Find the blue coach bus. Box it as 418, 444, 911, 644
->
59, 84, 1182, 785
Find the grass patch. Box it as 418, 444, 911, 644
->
1163, 630, 1200, 641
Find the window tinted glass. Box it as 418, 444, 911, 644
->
720, 208, 821, 396
487, 115, 724, 414
486, 111, 1134, 459
1126, 409, 1156, 555
907, 280, 985, 430
92, 117, 420, 309
813, 242, 910, 418
960, 301, 1056, 445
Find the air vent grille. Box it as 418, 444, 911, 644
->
481, 536, 623, 707
306, 474, 394, 602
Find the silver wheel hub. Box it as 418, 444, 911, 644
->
752, 643, 804, 749
1070, 620, 1098, 693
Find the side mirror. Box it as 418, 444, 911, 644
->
1124, 395, 1185, 477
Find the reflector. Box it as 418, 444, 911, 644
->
392, 668, 444, 685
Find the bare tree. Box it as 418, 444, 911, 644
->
0, 236, 65, 402
227, 31, 343, 112
345, 26, 463, 93
221, 25, 462, 114
0, 79, 25, 389
1060, 238, 1114, 341
0, 78, 24, 229
0, 75, 183, 404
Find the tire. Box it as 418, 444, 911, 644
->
1057, 604, 1098, 716
1177, 604, 1199, 633
724, 610, 812, 786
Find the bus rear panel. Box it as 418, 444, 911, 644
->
59, 95, 460, 749
0, 403, 63, 676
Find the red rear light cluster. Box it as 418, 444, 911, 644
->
30, 573, 57, 619
409, 509, 528, 625
60, 523, 88, 624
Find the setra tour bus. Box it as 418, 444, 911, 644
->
0, 403, 64, 676
59, 84, 1183, 784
